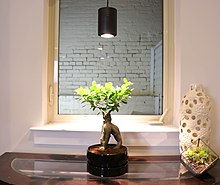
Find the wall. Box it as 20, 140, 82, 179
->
174, 0, 220, 153
1, 0, 220, 155
59, 0, 162, 95
0, 0, 48, 154
0, 0, 11, 153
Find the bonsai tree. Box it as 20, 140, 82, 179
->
75, 78, 133, 151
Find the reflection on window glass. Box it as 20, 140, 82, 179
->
58, 0, 163, 115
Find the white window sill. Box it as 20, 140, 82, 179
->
30, 122, 178, 133
30, 122, 179, 156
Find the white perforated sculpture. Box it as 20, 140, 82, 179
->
179, 84, 212, 152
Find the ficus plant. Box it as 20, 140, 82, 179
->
75, 78, 133, 117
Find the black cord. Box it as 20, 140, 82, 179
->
107, 0, 109, 7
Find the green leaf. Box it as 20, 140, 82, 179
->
105, 82, 113, 90
75, 79, 133, 113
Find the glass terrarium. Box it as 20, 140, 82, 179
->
181, 138, 219, 176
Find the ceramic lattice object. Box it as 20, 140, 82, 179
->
179, 84, 212, 152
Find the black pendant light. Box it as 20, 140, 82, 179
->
98, 0, 117, 38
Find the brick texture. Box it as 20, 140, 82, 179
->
58, 0, 163, 115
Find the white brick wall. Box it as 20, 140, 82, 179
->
59, 0, 162, 114
59, 95, 155, 115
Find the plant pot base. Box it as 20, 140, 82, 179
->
87, 144, 128, 177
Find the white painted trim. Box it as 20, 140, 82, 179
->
30, 123, 179, 156
47, 0, 175, 125
31, 122, 178, 133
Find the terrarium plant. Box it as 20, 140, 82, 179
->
181, 138, 219, 176
75, 78, 133, 151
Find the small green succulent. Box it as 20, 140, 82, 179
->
186, 147, 213, 165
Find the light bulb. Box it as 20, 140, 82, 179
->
101, 33, 114, 38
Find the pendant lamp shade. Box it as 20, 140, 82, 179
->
98, 6, 117, 38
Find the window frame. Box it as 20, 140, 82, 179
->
47, 0, 174, 124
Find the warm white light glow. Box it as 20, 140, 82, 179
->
101, 33, 114, 38
97, 47, 103, 50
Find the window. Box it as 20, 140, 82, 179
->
47, 0, 174, 124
